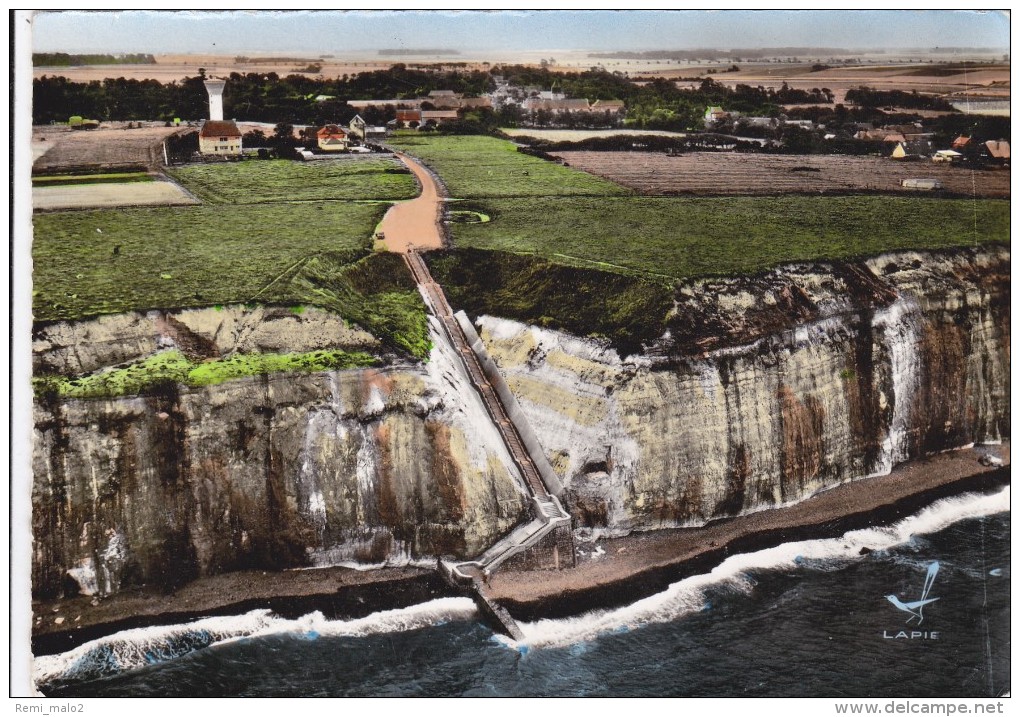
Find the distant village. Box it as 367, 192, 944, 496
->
41, 63, 1009, 173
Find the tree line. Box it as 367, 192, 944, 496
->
33, 53, 156, 66
35, 64, 989, 140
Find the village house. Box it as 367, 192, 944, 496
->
704, 106, 729, 125
591, 99, 626, 114
348, 114, 388, 142
198, 119, 242, 156
394, 109, 423, 128
523, 97, 591, 113
316, 124, 349, 152
952, 136, 972, 149
891, 139, 933, 160
421, 109, 460, 127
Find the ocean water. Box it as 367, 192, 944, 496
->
36, 488, 1010, 698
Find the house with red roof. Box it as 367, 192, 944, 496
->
317, 124, 349, 152
198, 120, 242, 156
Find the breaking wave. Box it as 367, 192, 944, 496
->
511, 486, 1009, 649
35, 486, 1007, 687
34, 597, 477, 688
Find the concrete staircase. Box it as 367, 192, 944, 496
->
403, 250, 575, 638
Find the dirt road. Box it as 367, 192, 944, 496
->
378, 152, 445, 253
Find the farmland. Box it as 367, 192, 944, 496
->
32, 123, 187, 172
448, 195, 1010, 280
167, 157, 419, 204
33, 179, 198, 210
387, 135, 629, 198
550, 151, 1011, 199
501, 128, 687, 142
32, 202, 383, 321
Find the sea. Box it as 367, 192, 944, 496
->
35, 487, 1010, 698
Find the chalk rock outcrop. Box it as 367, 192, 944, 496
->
476, 247, 1009, 535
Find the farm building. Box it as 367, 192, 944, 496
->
317, 125, 349, 152
901, 178, 944, 190
985, 140, 1010, 162
457, 97, 493, 110
395, 109, 423, 128
891, 140, 933, 160
523, 98, 591, 113
952, 136, 972, 149
933, 149, 963, 163
854, 129, 906, 143
348, 114, 388, 141
198, 120, 242, 156
592, 99, 626, 114
421, 110, 460, 127
428, 90, 459, 100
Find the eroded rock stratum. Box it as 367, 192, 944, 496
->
31, 246, 1009, 598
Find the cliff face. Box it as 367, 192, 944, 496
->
476, 247, 1009, 535
32, 317, 530, 599
31, 247, 1009, 598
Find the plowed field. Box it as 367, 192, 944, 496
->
552, 151, 1010, 198
33, 124, 190, 173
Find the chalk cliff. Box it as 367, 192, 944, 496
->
32, 316, 530, 598
475, 247, 1009, 536
31, 247, 1009, 598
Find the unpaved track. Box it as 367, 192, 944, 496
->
379, 152, 445, 253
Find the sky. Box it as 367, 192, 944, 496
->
30, 10, 1010, 55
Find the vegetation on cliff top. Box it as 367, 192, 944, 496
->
450, 195, 1010, 280
34, 348, 379, 399
32, 198, 430, 360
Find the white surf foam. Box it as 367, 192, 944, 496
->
34, 597, 477, 688
511, 486, 1009, 650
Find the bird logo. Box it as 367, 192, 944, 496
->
886, 561, 940, 625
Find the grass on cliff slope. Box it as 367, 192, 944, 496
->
166, 158, 418, 204
33, 204, 431, 359
450, 195, 1010, 280
34, 348, 379, 399
387, 134, 630, 198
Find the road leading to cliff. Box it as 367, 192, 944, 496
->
378, 152, 445, 253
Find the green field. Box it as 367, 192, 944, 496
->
166, 158, 418, 204
450, 195, 1010, 280
33, 202, 431, 360
387, 135, 629, 198
33, 152, 437, 362
32, 172, 154, 186
33, 202, 382, 321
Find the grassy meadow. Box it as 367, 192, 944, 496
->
166, 158, 418, 204
33, 202, 383, 321
387, 134, 629, 198
450, 195, 1010, 280
33, 152, 437, 363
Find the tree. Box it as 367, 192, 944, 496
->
271, 123, 298, 158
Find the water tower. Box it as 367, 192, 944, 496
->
204, 79, 226, 121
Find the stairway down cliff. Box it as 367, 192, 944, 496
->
31, 246, 1009, 598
